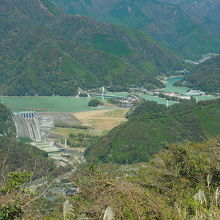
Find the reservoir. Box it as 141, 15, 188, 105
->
0, 76, 216, 112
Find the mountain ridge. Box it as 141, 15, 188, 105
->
181, 55, 220, 93
51, 0, 220, 59
0, 0, 183, 96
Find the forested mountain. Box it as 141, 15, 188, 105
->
0, 0, 183, 96
182, 55, 220, 93
85, 99, 220, 164
51, 0, 220, 59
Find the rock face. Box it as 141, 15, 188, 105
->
103, 207, 114, 220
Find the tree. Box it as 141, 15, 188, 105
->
0, 171, 32, 220
88, 99, 104, 107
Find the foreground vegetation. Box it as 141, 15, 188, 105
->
68, 136, 220, 219
1, 135, 219, 219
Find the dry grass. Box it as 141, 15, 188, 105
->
73, 108, 129, 131
51, 126, 102, 138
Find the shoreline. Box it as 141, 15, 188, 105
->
157, 75, 184, 85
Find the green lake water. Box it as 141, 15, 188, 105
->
0, 76, 216, 112
161, 76, 189, 94
160, 76, 215, 102
0, 96, 112, 113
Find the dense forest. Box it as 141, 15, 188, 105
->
0, 0, 184, 96
181, 55, 220, 93
85, 99, 220, 164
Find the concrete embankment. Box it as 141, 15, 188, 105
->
13, 112, 85, 167
13, 114, 41, 141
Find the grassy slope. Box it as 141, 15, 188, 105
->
183, 55, 220, 93
0, 0, 183, 96
85, 99, 220, 164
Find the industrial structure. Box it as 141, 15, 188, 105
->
186, 90, 204, 96
13, 111, 41, 141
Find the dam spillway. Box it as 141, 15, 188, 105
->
13, 112, 41, 141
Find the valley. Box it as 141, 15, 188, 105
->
0, 75, 217, 113
2, 75, 217, 168
0, 0, 220, 219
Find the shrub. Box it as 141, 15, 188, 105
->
88, 99, 104, 107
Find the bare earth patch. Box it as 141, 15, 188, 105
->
73, 108, 129, 131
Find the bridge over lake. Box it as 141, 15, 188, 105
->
88, 93, 124, 99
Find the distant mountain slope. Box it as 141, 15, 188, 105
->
0, 0, 183, 96
182, 55, 220, 93
51, 0, 220, 59
85, 99, 220, 164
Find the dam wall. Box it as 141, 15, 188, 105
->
13, 113, 41, 141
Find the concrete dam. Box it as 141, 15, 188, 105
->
13, 112, 41, 142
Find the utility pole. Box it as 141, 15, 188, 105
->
102, 86, 105, 100
166, 100, 169, 108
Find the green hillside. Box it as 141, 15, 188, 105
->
51, 0, 220, 59
85, 99, 220, 164
182, 55, 220, 93
0, 103, 16, 137
0, 0, 183, 96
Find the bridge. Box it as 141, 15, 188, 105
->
88, 93, 124, 99
86, 86, 125, 99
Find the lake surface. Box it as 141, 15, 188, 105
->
160, 76, 215, 102
0, 76, 216, 112
161, 76, 189, 94
0, 96, 113, 113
